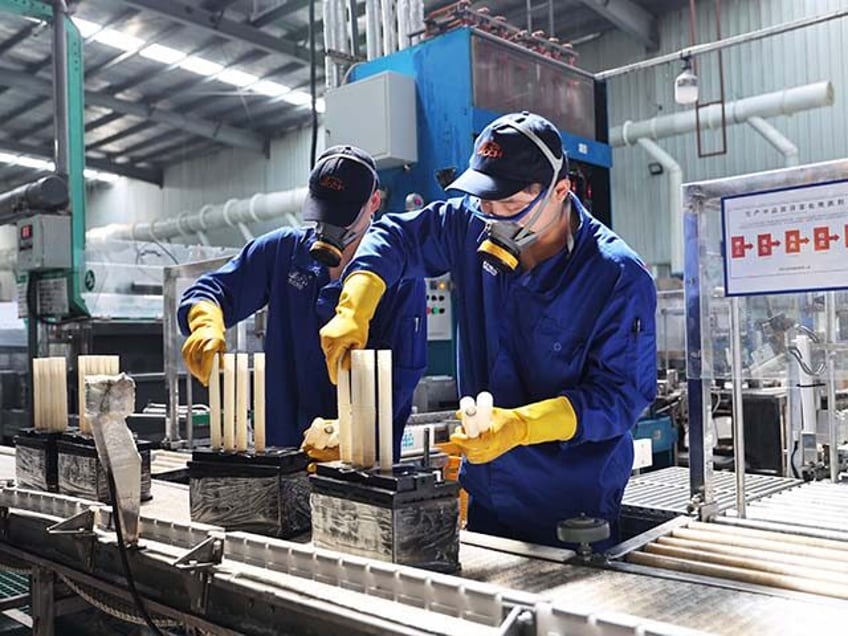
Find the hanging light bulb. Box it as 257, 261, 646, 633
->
674, 57, 699, 105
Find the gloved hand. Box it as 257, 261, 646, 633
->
450, 396, 578, 464
320, 270, 387, 384
181, 301, 226, 386
301, 417, 340, 462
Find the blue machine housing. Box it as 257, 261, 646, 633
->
347, 28, 613, 375
349, 28, 612, 225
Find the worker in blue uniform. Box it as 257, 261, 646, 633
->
179, 146, 427, 460
320, 113, 657, 548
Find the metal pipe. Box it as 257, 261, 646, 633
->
611, 82, 834, 147
644, 543, 848, 586
827, 292, 840, 482
0, 176, 68, 223
597, 8, 848, 80
627, 550, 848, 600
336, 0, 348, 61
366, 0, 381, 60
658, 535, 848, 571
635, 138, 683, 274
52, 0, 70, 177
86, 188, 307, 244
381, 0, 396, 55
323, 0, 337, 89
397, 0, 409, 50
730, 296, 747, 518
747, 116, 799, 167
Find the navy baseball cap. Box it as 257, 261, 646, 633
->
303, 145, 379, 228
447, 112, 567, 200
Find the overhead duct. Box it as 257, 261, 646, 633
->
86, 187, 308, 244
612, 81, 834, 273
611, 81, 834, 147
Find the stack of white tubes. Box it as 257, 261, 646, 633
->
337, 349, 394, 471
207, 353, 266, 454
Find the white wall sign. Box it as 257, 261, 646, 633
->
722, 179, 848, 296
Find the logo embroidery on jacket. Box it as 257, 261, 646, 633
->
288, 270, 311, 290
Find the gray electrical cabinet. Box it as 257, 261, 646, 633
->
16, 214, 72, 271
324, 71, 418, 169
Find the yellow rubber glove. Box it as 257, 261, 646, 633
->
181, 301, 226, 386
301, 417, 340, 462
450, 396, 578, 464
320, 270, 387, 384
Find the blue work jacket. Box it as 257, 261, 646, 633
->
178, 227, 427, 457
348, 195, 657, 547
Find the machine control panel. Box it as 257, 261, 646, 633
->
425, 274, 452, 341
16, 214, 72, 271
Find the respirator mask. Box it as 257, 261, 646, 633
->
308, 152, 379, 268
474, 121, 565, 273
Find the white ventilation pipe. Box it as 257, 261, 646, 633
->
747, 116, 800, 167
382, 0, 397, 55
323, 0, 339, 88
611, 81, 833, 147
335, 0, 348, 59
635, 138, 684, 274
397, 0, 409, 50
86, 187, 308, 244
410, 0, 424, 45
366, 0, 382, 60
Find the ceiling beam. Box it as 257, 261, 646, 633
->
0, 68, 266, 152
0, 138, 163, 185
573, 0, 657, 49
251, 0, 310, 28
119, 0, 321, 65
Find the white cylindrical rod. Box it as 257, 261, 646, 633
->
350, 351, 366, 467
33, 359, 44, 431
476, 391, 493, 434
208, 354, 222, 450
54, 357, 68, 433
253, 353, 266, 453
351, 350, 376, 468
361, 350, 376, 468
222, 353, 235, 451
236, 353, 249, 452
338, 362, 352, 463
377, 350, 393, 471
460, 396, 479, 438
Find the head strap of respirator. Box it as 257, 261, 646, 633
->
476, 120, 566, 273
309, 152, 379, 267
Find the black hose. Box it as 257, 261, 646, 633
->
105, 468, 169, 636
790, 439, 800, 479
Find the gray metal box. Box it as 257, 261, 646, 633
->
325, 71, 418, 169
16, 215, 71, 271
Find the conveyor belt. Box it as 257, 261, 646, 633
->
459, 540, 848, 635
5, 449, 848, 635
724, 481, 848, 533
623, 466, 801, 514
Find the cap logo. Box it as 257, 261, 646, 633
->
319, 175, 345, 191
477, 140, 503, 159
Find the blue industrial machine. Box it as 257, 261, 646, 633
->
633, 415, 678, 470
325, 24, 612, 377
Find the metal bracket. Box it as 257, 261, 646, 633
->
172, 535, 222, 614
46, 508, 95, 536
498, 606, 534, 636
172, 535, 224, 572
